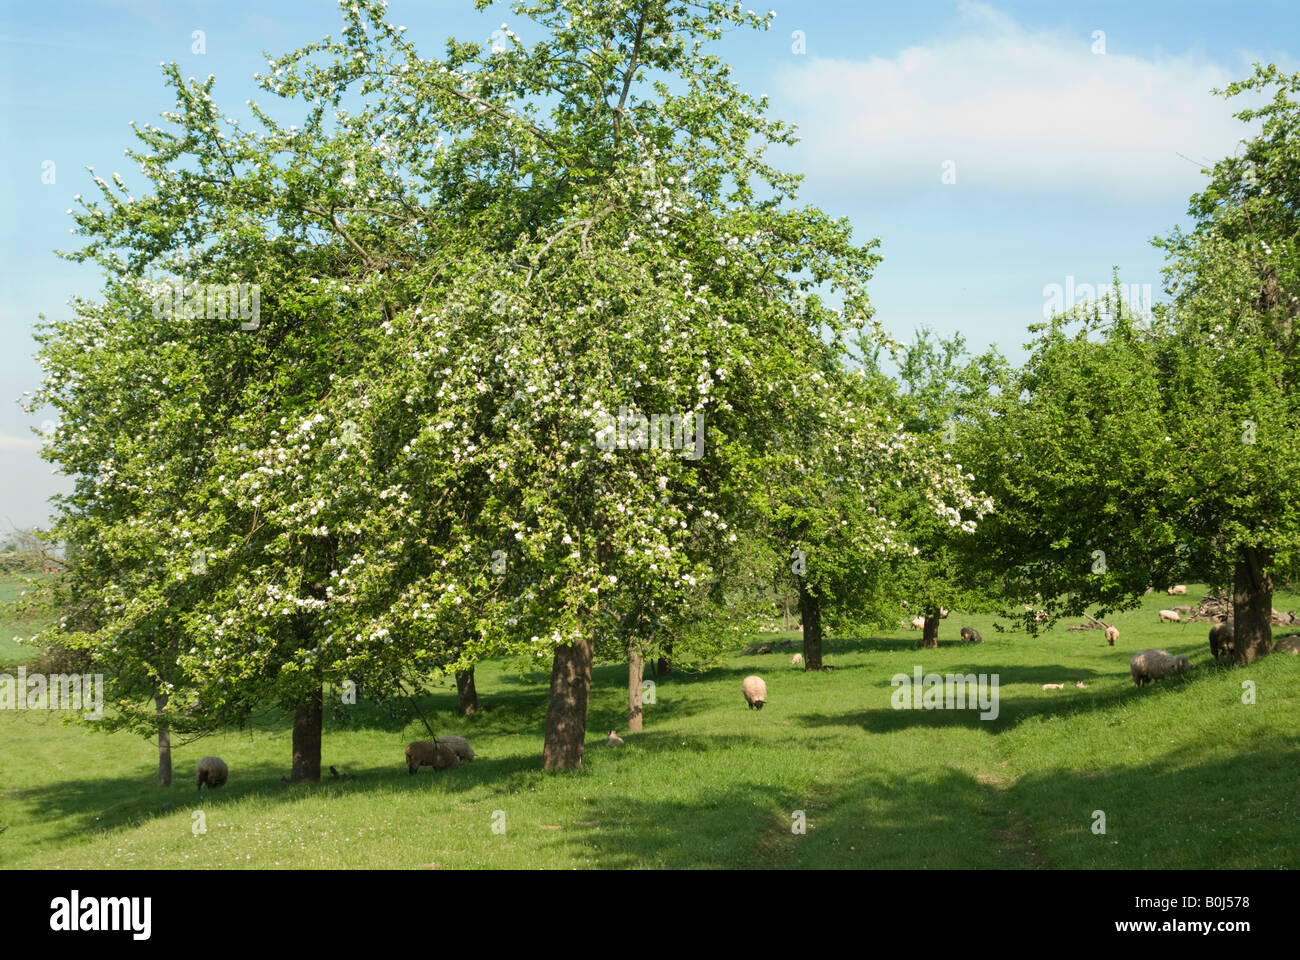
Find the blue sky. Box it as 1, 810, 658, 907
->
1, 0, 1296, 528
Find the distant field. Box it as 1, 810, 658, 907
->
0, 573, 52, 666
2, 583, 1298, 868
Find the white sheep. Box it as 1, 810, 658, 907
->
1273, 636, 1300, 655
1105, 625, 1120, 645
196, 756, 228, 790
405, 740, 460, 773
1167, 585, 1188, 595
1130, 648, 1191, 687
791, 653, 803, 665
1158, 609, 1181, 623
910, 616, 925, 630
1041, 683, 1064, 690
606, 730, 624, 746
742, 675, 767, 710
437, 735, 475, 762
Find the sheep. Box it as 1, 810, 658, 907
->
1273, 636, 1300, 655
1209, 621, 1234, 661
742, 675, 767, 710
1158, 609, 1181, 623
1075, 681, 1087, 689
1105, 625, 1119, 646
437, 735, 475, 763
756, 643, 774, 655
405, 740, 461, 774
196, 756, 228, 790
791, 653, 804, 665
1167, 585, 1188, 595
939, 607, 949, 619
606, 730, 624, 747
1042, 683, 1064, 690
960, 626, 983, 643
1130, 648, 1191, 687
1034, 610, 1048, 623
910, 616, 925, 630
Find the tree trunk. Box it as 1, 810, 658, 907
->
656, 638, 672, 677
456, 668, 479, 715
922, 607, 940, 649
799, 580, 824, 670
627, 644, 644, 733
290, 685, 323, 782
155, 692, 171, 787
542, 635, 594, 770
1233, 547, 1273, 664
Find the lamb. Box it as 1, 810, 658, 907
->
196, 756, 228, 790
405, 740, 461, 774
960, 626, 983, 643
1130, 648, 1192, 687
791, 653, 804, 665
606, 730, 624, 746
910, 616, 925, 630
1167, 585, 1188, 595
1209, 621, 1234, 661
1273, 636, 1300, 655
742, 675, 767, 710
1105, 625, 1119, 646
437, 735, 475, 763
1158, 609, 1181, 623
1041, 683, 1064, 690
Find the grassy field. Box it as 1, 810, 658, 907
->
0, 573, 51, 667
1, 583, 1298, 869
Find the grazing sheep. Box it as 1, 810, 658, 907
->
1209, 621, 1235, 661
756, 643, 774, 655
960, 626, 983, 643
1042, 683, 1064, 690
405, 740, 461, 774
791, 653, 804, 665
196, 756, 228, 790
1167, 585, 1188, 595
606, 730, 624, 747
742, 675, 767, 710
1158, 609, 1181, 623
437, 735, 475, 763
741, 645, 757, 654
1105, 625, 1120, 646
1273, 636, 1300, 655
910, 616, 925, 630
1130, 649, 1192, 687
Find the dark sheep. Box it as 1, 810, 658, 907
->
196, 756, 228, 790
1209, 621, 1235, 661
960, 626, 983, 643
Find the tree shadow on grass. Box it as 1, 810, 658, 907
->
790, 666, 1194, 734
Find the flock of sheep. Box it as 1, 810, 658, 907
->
188, 586, 1300, 788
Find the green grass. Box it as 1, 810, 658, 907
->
1, 585, 1297, 869
0, 573, 52, 667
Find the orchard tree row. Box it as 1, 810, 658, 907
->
25, 0, 1298, 780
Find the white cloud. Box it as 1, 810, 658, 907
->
0, 433, 42, 453
772, 2, 1265, 198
